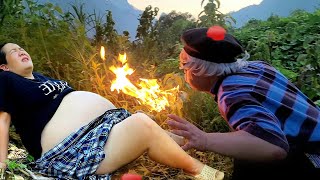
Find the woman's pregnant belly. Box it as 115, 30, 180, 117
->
40, 91, 116, 155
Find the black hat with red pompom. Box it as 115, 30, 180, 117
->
181, 26, 245, 63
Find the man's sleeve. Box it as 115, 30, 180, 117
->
220, 94, 290, 152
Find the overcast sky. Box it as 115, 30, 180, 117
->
128, 0, 263, 17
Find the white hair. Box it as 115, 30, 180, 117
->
179, 49, 250, 77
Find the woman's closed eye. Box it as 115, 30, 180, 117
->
9, 49, 17, 54
9, 48, 25, 54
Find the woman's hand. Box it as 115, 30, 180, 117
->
167, 114, 207, 151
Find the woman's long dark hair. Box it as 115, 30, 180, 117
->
0, 43, 8, 72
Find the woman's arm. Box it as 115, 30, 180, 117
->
0, 111, 11, 169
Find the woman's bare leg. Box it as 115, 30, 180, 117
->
95, 113, 203, 175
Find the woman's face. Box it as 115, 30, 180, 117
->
180, 51, 217, 92
0, 43, 33, 76
183, 69, 216, 92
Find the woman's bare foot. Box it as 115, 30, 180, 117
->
194, 165, 224, 180
184, 159, 224, 180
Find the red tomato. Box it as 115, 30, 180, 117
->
121, 173, 142, 180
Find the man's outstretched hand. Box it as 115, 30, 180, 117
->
167, 114, 207, 151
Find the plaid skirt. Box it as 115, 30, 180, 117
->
35, 108, 131, 180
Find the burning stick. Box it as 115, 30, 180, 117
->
100, 46, 106, 61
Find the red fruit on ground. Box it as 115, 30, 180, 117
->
121, 173, 142, 180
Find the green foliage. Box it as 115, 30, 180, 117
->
132, 5, 160, 65
235, 9, 320, 102
105, 11, 118, 50
183, 89, 229, 133
135, 5, 159, 41
198, 0, 235, 27
156, 11, 196, 59
4, 154, 33, 173
91, 10, 124, 55
5, 160, 26, 173
69, 3, 87, 25
156, 58, 180, 77
0, 0, 23, 24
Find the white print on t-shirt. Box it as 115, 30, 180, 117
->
38, 80, 71, 96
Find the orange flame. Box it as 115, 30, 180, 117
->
107, 52, 179, 112
100, 46, 106, 61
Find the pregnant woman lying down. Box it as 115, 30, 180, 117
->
0, 42, 224, 180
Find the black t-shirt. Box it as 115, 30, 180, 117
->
0, 71, 74, 159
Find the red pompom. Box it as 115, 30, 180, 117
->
206, 26, 226, 41
121, 173, 142, 180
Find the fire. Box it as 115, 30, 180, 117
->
106, 51, 179, 112
100, 46, 106, 61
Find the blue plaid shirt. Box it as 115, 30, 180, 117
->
211, 61, 320, 153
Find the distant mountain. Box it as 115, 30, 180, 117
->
230, 0, 320, 28
36, 0, 142, 38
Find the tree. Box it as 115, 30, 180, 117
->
0, 0, 23, 25
104, 10, 119, 54
156, 11, 196, 58
135, 5, 159, 42
132, 5, 160, 66
198, 0, 235, 27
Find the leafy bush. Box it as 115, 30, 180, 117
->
234, 10, 320, 102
